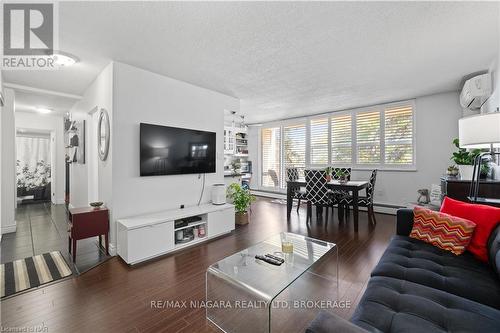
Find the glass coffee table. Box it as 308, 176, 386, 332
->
206, 232, 338, 333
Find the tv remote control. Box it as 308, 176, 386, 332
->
265, 254, 284, 263
255, 255, 283, 266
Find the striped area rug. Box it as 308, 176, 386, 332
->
0, 251, 72, 298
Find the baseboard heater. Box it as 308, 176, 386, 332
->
250, 189, 404, 215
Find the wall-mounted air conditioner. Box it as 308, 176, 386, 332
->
459, 73, 492, 110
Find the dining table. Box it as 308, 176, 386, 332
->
286, 178, 370, 232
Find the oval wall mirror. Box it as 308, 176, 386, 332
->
97, 108, 110, 161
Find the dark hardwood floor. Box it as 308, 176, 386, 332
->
0, 197, 396, 332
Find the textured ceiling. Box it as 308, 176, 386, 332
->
3, 1, 499, 123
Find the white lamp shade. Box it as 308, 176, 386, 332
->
459, 112, 500, 149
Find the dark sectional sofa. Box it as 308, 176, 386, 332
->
307, 208, 500, 333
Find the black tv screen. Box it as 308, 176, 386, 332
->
140, 123, 216, 176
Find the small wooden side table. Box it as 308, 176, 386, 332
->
68, 206, 109, 262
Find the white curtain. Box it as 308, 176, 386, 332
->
16, 135, 51, 190
17, 136, 50, 168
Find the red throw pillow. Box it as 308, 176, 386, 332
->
410, 206, 476, 255
440, 197, 500, 262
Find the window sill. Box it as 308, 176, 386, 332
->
351, 167, 417, 172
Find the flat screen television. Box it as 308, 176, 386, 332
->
140, 123, 216, 176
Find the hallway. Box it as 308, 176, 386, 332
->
1, 203, 110, 274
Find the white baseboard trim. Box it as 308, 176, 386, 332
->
251, 190, 287, 200
108, 243, 117, 256
55, 198, 65, 205
251, 190, 402, 215
2, 224, 17, 234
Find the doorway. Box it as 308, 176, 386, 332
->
15, 129, 54, 205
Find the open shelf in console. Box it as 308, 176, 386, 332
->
174, 213, 208, 246
174, 213, 207, 231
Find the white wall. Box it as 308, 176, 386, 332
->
1, 71, 3, 239
111, 62, 239, 244
482, 5, 500, 114
15, 112, 65, 204
1, 88, 16, 234
249, 91, 462, 208
69, 63, 113, 210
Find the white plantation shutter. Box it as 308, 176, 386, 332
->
261, 127, 281, 188
384, 105, 414, 165
356, 111, 381, 164
283, 123, 306, 186
331, 114, 352, 164
259, 100, 416, 189
310, 118, 329, 165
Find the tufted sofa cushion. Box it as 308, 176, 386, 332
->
488, 224, 500, 278
351, 276, 500, 333
371, 235, 500, 309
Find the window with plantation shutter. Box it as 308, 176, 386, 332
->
258, 100, 416, 191
384, 105, 414, 165
356, 111, 381, 164
283, 123, 306, 186
331, 114, 352, 164
261, 127, 281, 188
310, 118, 329, 165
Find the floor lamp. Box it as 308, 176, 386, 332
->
458, 112, 500, 205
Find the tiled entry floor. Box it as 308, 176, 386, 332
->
1, 203, 111, 274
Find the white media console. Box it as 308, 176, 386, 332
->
117, 203, 235, 264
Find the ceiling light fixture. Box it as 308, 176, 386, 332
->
52, 53, 77, 67
36, 107, 52, 114
47, 51, 79, 67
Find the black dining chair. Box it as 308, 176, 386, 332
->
305, 169, 336, 222
286, 168, 307, 212
338, 169, 378, 225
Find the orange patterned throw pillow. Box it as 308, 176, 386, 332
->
410, 206, 476, 255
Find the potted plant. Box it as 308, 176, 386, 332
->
325, 167, 333, 182
226, 183, 256, 225
451, 138, 481, 180
335, 169, 348, 183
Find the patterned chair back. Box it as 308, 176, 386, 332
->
366, 170, 378, 202
286, 168, 300, 181
332, 167, 352, 181
268, 169, 279, 187
305, 169, 330, 205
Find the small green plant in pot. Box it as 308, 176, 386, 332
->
325, 167, 333, 182
335, 169, 348, 183
451, 138, 481, 180
227, 183, 256, 225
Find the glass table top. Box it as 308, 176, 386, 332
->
207, 232, 336, 301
